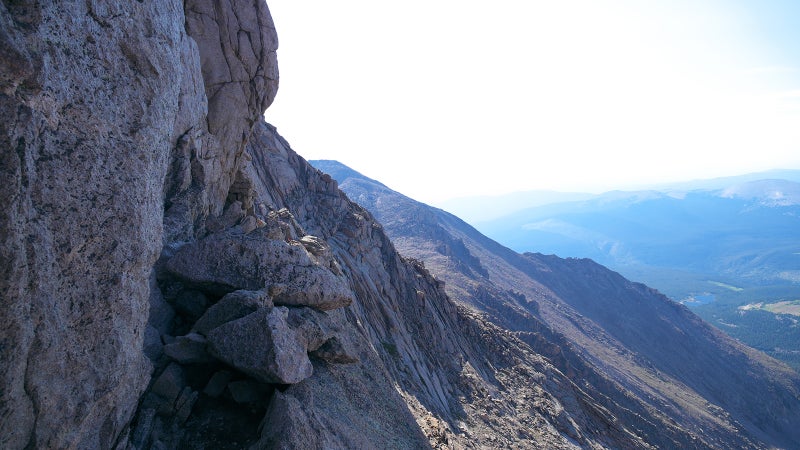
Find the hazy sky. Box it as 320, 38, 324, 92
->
265, 0, 800, 205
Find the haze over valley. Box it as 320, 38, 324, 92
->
441, 169, 800, 371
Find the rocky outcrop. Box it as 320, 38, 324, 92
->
129, 177, 368, 447
0, 1, 276, 448
1, 3, 185, 448
175, 0, 278, 225
165, 226, 352, 309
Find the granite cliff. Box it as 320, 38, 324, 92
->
1, 0, 284, 446
2, 1, 800, 449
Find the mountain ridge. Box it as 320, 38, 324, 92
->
455, 169, 800, 371
313, 158, 800, 449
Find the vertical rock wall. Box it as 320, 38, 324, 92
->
165, 0, 278, 242
0, 3, 185, 448
0, 1, 278, 448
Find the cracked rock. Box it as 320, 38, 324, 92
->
166, 230, 353, 310
192, 289, 272, 336
207, 307, 312, 384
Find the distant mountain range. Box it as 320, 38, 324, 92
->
471, 178, 800, 285
312, 159, 800, 448
439, 169, 800, 224
438, 169, 800, 371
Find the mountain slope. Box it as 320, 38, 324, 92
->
314, 159, 800, 449
465, 179, 800, 370
4, 2, 799, 448
3, 2, 675, 448
239, 124, 661, 448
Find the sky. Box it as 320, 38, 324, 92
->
264, 0, 800, 206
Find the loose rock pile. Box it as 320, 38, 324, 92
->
128, 205, 357, 448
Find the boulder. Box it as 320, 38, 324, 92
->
174, 387, 198, 424
239, 215, 262, 234
206, 201, 246, 233
207, 307, 312, 384
173, 290, 208, 321
227, 380, 271, 406
252, 388, 375, 449
310, 337, 359, 364
166, 230, 353, 310
150, 363, 186, 406
192, 289, 272, 336
203, 370, 234, 398
299, 235, 327, 256
163, 333, 214, 364
143, 325, 166, 363
252, 391, 334, 449
285, 306, 353, 354
286, 307, 334, 351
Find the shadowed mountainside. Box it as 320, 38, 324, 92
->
313, 159, 800, 449
456, 177, 800, 371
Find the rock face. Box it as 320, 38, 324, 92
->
180, 0, 278, 220
207, 307, 312, 384
0, 1, 276, 448
1, 3, 183, 448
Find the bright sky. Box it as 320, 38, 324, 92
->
264, 0, 800, 206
